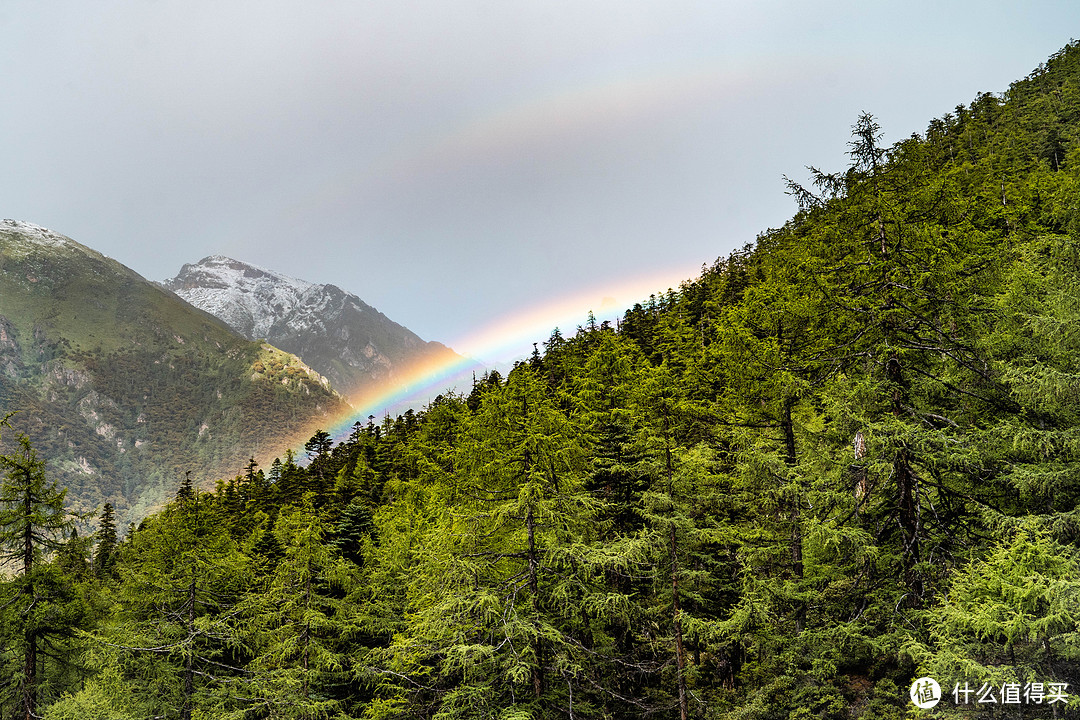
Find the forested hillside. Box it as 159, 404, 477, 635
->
6, 42, 1080, 719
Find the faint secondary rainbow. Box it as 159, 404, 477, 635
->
307, 263, 698, 444
265, 56, 774, 229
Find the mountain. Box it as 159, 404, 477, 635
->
0, 220, 351, 525
164, 255, 460, 404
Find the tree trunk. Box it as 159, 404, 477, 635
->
22, 467, 35, 720
527, 501, 543, 699
782, 396, 805, 633
521, 397, 544, 701
22, 480, 31, 576
671, 524, 689, 720
660, 396, 689, 719
182, 572, 195, 720
886, 353, 921, 603
182, 496, 197, 720
304, 555, 312, 699
895, 447, 921, 602
22, 631, 35, 720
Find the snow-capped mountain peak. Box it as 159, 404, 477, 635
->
166, 255, 323, 340
164, 256, 456, 401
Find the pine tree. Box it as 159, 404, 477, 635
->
0, 433, 74, 719
176, 471, 195, 505
108, 491, 251, 719
56, 527, 92, 582
910, 527, 1080, 711
333, 500, 374, 566
384, 365, 608, 718
304, 430, 334, 489
95, 502, 118, 578
576, 331, 651, 535
239, 506, 359, 718
277, 449, 310, 508
980, 231, 1080, 530
788, 113, 1005, 606
629, 364, 741, 718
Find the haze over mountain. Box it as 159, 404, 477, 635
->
164, 256, 461, 404
0, 220, 350, 525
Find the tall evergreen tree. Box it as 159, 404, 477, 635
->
0, 433, 75, 719
238, 506, 360, 718
788, 113, 1005, 606
107, 490, 251, 719
95, 502, 118, 578
380, 366, 612, 718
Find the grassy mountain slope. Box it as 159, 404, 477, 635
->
0, 220, 350, 524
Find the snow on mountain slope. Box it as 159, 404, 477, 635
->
0, 219, 120, 266
164, 255, 320, 340
0, 219, 75, 249
164, 256, 457, 401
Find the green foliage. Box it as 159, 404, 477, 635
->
0, 432, 72, 568
41, 653, 137, 720
906, 527, 1080, 718
94, 502, 117, 577
236, 505, 361, 719
379, 366, 606, 717
103, 493, 252, 718
19, 38, 1080, 720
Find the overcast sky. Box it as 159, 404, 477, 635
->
1, 1, 1076, 356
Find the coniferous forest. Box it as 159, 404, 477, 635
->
5, 42, 1080, 719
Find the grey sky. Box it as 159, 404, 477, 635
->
1, 1, 1076, 355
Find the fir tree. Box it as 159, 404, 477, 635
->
239, 506, 359, 718
108, 492, 251, 719
0, 433, 75, 719
95, 502, 118, 578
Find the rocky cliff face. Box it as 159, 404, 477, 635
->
164, 255, 458, 401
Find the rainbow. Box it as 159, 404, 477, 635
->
269, 56, 774, 227
268, 58, 748, 449
308, 264, 698, 445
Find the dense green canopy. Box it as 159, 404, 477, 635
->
9, 39, 1080, 720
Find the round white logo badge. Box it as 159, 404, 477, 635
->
910, 677, 942, 709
